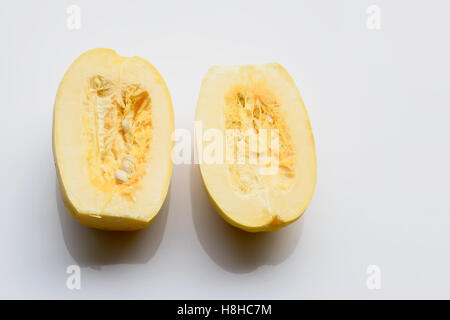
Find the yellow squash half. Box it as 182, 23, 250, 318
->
53, 48, 174, 230
195, 63, 316, 232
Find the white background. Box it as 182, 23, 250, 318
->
1, 0, 450, 299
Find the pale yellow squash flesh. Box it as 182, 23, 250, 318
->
53, 48, 174, 230
195, 63, 316, 232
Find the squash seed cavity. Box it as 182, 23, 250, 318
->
83, 75, 152, 198
224, 84, 295, 197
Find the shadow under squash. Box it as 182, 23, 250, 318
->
56, 179, 169, 268
190, 165, 303, 274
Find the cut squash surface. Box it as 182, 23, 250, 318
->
196, 63, 316, 232
53, 48, 173, 230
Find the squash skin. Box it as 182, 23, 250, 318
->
196, 63, 317, 232
53, 48, 174, 231
198, 161, 313, 233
